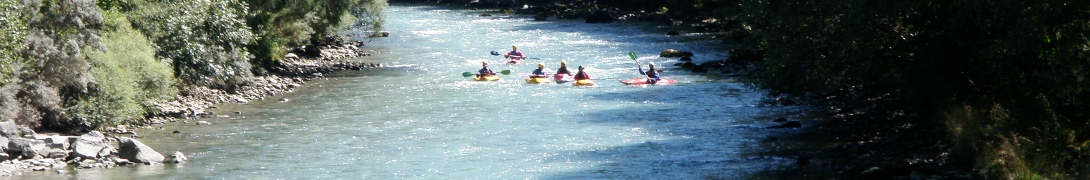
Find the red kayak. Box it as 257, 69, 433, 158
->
553, 74, 572, 83
506, 56, 524, 64
620, 78, 676, 85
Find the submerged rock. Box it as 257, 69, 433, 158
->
168, 151, 188, 163
858, 167, 891, 179
660, 49, 694, 57
769, 121, 802, 128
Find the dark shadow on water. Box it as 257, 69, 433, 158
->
534, 79, 822, 179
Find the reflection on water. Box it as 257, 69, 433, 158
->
19, 3, 794, 179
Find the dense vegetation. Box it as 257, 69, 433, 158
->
0, 0, 386, 131
732, 1, 1090, 178
412, 0, 1090, 178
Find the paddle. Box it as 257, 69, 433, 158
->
517, 73, 552, 77
491, 51, 540, 60
462, 70, 511, 77
629, 52, 645, 75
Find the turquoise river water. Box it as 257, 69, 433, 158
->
21, 4, 798, 179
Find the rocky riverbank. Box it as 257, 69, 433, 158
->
149, 39, 378, 125
0, 38, 381, 176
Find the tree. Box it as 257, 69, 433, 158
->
0, 0, 104, 129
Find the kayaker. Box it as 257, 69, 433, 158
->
531, 63, 548, 78
574, 66, 591, 80
477, 61, 495, 78
639, 62, 661, 84
555, 61, 573, 76
504, 45, 525, 60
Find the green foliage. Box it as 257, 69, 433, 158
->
128, 0, 254, 88
244, 0, 386, 69
0, 0, 104, 129
0, 0, 26, 86
2, 0, 389, 131
730, 0, 1090, 177
67, 11, 176, 129
351, 0, 388, 37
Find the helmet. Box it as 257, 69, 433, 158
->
560, 61, 567, 66
537, 63, 545, 68
512, 45, 518, 49
648, 62, 655, 67
482, 61, 488, 65
578, 66, 584, 69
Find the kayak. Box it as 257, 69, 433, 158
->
553, 74, 572, 83
620, 78, 676, 85
474, 75, 501, 81
506, 57, 523, 64
525, 77, 551, 84
573, 79, 596, 86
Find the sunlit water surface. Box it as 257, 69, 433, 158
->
21, 4, 796, 179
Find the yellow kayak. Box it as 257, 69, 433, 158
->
474, 75, 501, 81
525, 77, 551, 84
573, 79, 595, 86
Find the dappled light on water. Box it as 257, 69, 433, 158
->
19, 3, 795, 179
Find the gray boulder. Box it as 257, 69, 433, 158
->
117, 138, 164, 163
43, 136, 74, 150
660, 49, 695, 57
0, 121, 17, 137
9, 137, 46, 158
0, 136, 9, 151
72, 131, 108, 159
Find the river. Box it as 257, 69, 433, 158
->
21, 3, 797, 179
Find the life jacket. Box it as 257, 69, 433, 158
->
507, 50, 523, 57
556, 66, 571, 74
574, 71, 590, 80
532, 68, 546, 76
645, 69, 659, 79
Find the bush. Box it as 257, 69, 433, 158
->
246, 0, 388, 69
128, 0, 254, 88
66, 11, 177, 129
0, 0, 104, 129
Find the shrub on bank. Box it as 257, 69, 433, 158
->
67, 11, 176, 129
245, 0, 389, 71
126, 0, 255, 89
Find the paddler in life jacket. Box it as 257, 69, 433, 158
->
555, 61, 573, 76
530, 63, 548, 78
477, 61, 495, 78
639, 62, 661, 84
504, 45, 525, 60
574, 66, 591, 80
